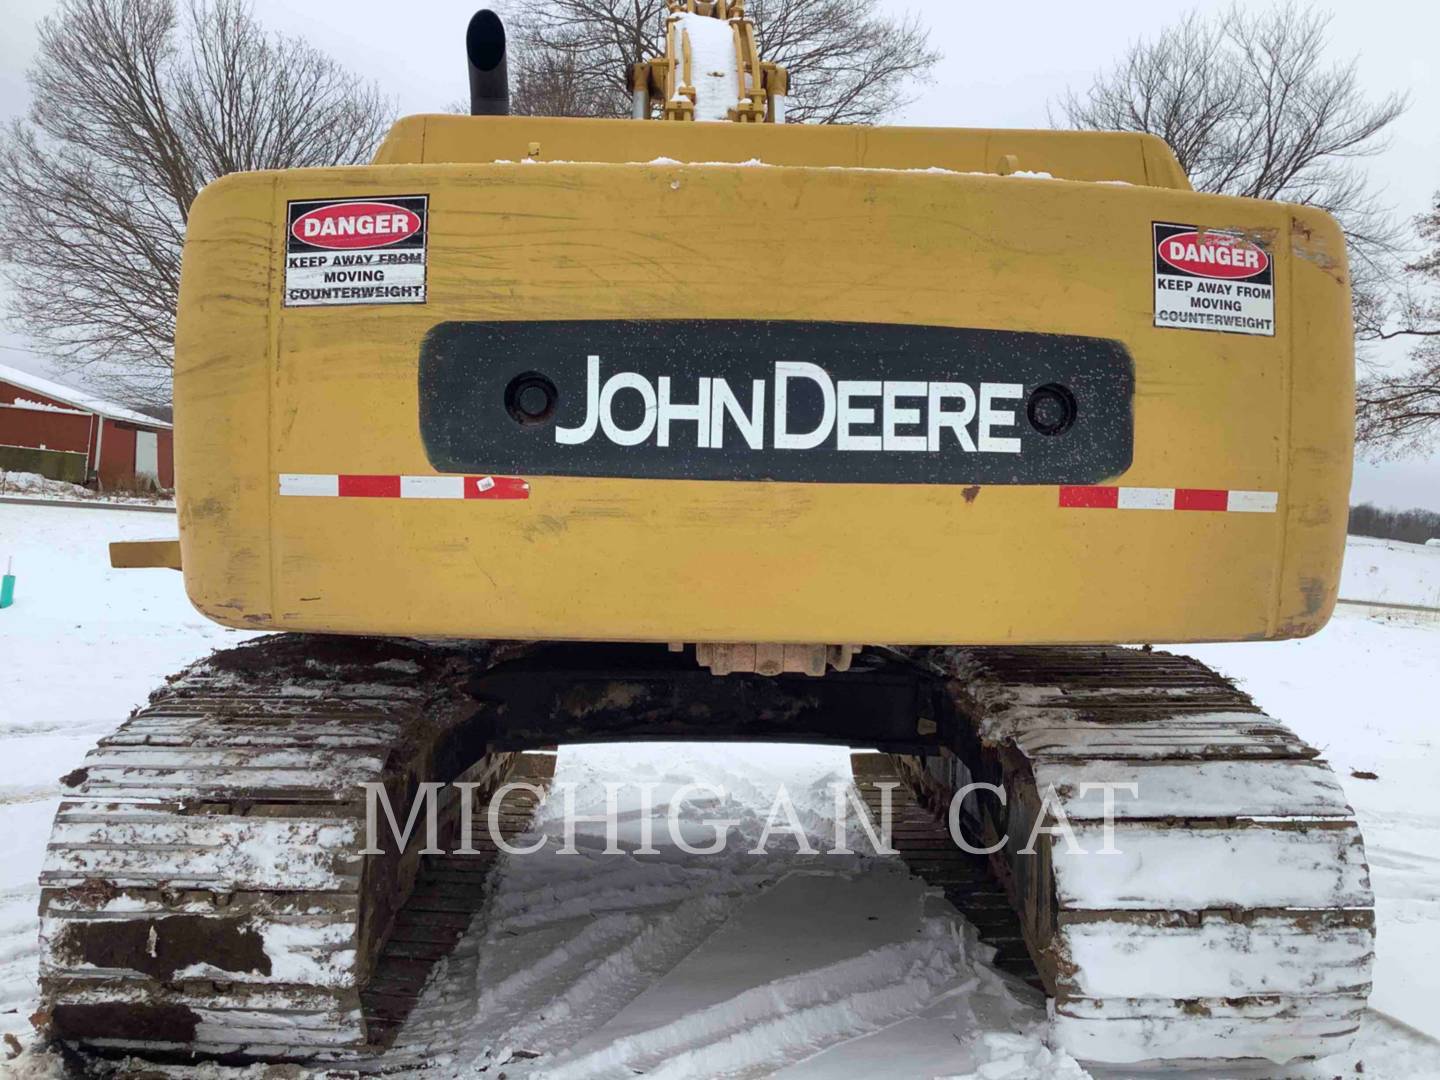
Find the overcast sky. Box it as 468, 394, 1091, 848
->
1, 0, 1436, 509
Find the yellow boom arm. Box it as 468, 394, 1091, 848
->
631, 0, 790, 123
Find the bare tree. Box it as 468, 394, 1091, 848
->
1058, 4, 1406, 280
1356, 196, 1440, 453
500, 0, 940, 125
0, 0, 394, 408
510, 21, 626, 120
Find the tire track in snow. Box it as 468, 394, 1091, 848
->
489, 893, 741, 1061
377, 744, 1010, 1076
380, 914, 651, 1067
473, 911, 648, 1035
0, 787, 58, 807
493, 872, 773, 933
382, 879, 750, 1071
532, 931, 969, 1080
489, 856, 720, 924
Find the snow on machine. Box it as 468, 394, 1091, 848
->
37, 1, 1371, 1069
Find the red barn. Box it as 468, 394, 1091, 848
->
0, 363, 174, 489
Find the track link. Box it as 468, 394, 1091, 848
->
898, 645, 1375, 1067
35, 636, 526, 1063
850, 753, 1041, 989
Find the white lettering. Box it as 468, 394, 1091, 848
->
669, 783, 738, 855
749, 786, 817, 855
1019, 784, 1086, 856
556, 782, 626, 855
657, 375, 712, 448
773, 362, 835, 450
599, 372, 658, 447
549, 364, 1037, 455
831, 781, 897, 855
1167, 238, 1261, 271
883, 381, 928, 452
947, 782, 1007, 856
488, 782, 549, 856
836, 380, 881, 451
979, 383, 1023, 454
555, 355, 601, 445
360, 781, 443, 856
1076, 782, 1140, 855
710, 378, 766, 449
928, 383, 977, 452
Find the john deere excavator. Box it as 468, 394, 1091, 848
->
36, 1, 1372, 1069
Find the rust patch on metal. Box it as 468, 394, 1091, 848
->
520, 514, 569, 542
201, 634, 438, 682
1300, 576, 1329, 618
561, 680, 651, 717
1290, 215, 1345, 284
64, 879, 119, 909
51, 916, 270, 980
187, 496, 225, 521
1273, 619, 1316, 639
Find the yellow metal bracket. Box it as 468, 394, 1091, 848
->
631, 0, 788, 123
110, 540, 183, 571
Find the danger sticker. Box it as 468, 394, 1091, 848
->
1153, 222, 1274, 337
284, 195, 428, 307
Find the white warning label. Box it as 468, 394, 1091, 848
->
284, 195, 428, 307
1153, 222, 1275, 337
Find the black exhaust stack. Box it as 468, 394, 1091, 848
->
467, 10, 510, 116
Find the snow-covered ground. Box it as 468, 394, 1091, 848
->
0, 503, 1437, 1077
383, 744, 1077, 1079
1340, 534, 1440, 610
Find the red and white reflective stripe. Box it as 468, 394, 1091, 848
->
1060, 486, 1277, 513
276, 475, 1268, 512
278, 474, 530, 500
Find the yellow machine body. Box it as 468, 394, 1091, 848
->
173, 116, 1353, 646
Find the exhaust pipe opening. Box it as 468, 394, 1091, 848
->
467, 9, 510, 116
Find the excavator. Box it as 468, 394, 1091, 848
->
36, 0, 1372, 1070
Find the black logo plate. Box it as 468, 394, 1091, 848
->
418, 321, 1133, 485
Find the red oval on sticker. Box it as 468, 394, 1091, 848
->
291, 201, 421, 250
1158, 230, 1269, 279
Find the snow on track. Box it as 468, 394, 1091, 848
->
1177, 609, 1440, 1055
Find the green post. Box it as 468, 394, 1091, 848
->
0, 557, 14, 609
